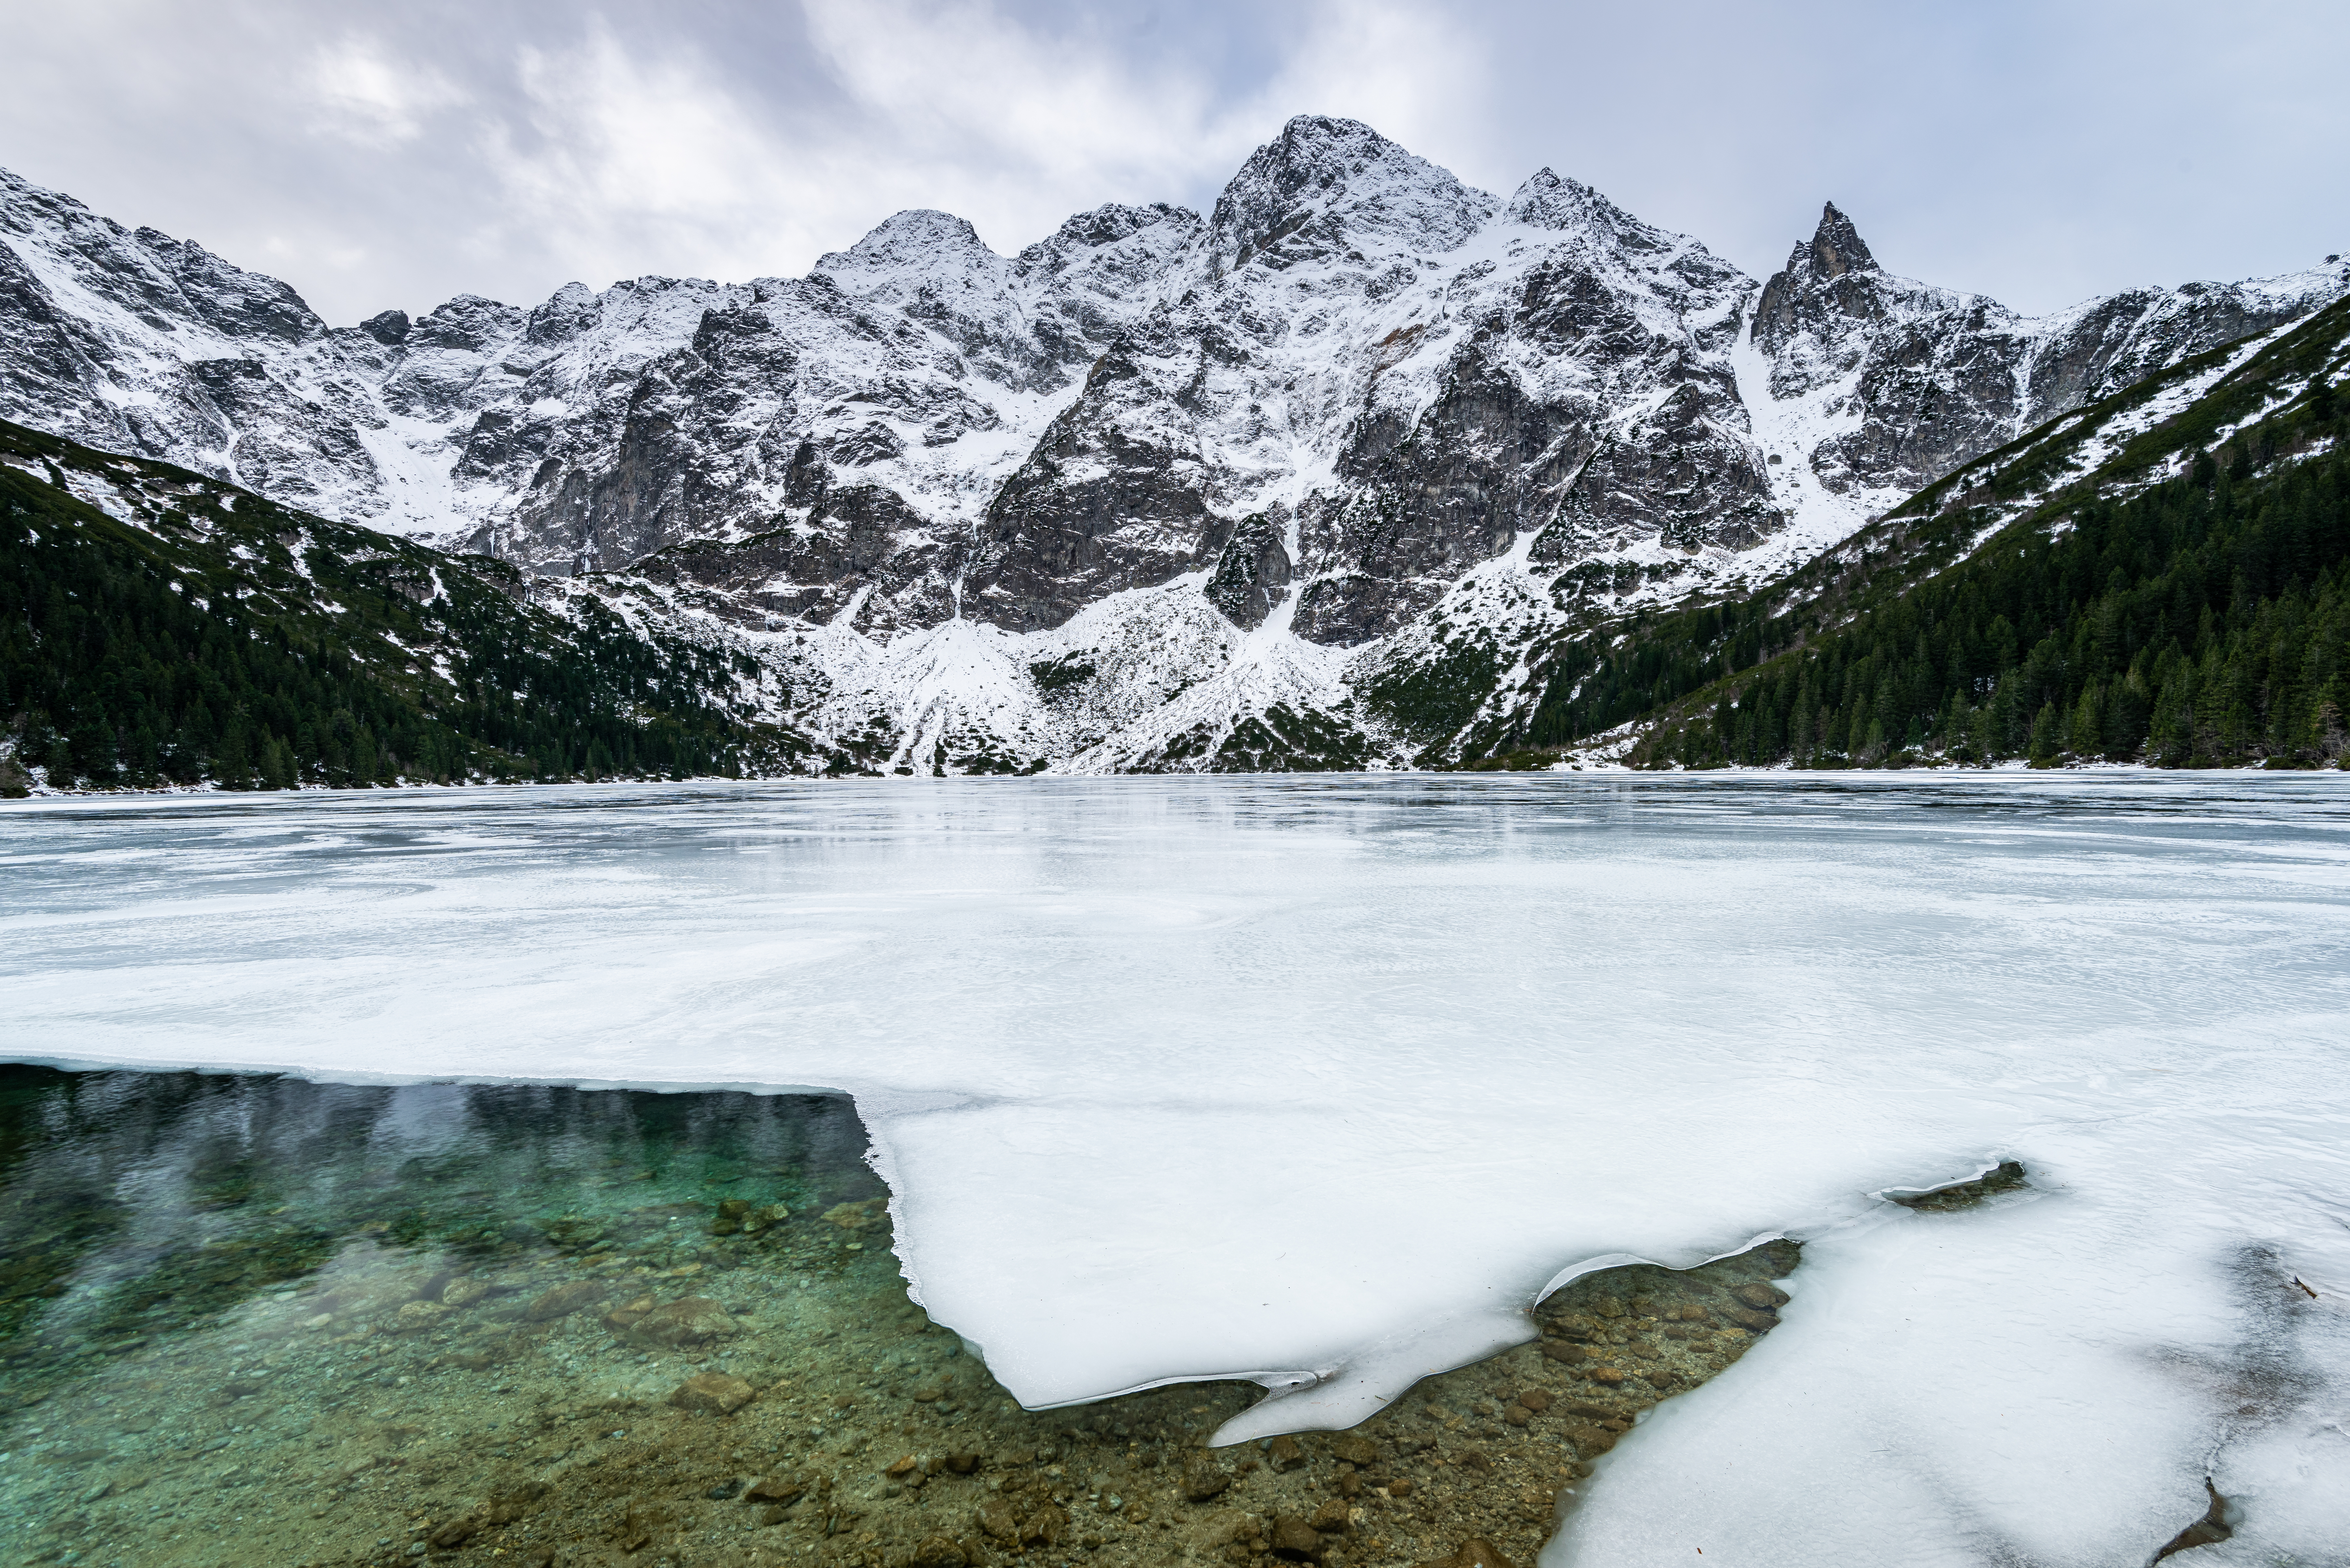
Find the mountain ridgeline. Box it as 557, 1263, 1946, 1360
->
1, 117, 2346, 786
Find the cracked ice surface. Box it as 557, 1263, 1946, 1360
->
3, 774, 2347, 1562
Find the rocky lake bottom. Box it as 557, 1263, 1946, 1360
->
0, 1070, 1841, 1568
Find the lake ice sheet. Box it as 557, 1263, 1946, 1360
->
5, 774, 2348, 1565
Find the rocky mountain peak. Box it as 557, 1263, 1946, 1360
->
0, 165, 81, 214
3, 166, 331, 349
1502, 167, 1609, 228
809, 207, 1048, 387
1012, 202, 1201, 295
359, 308, 411, 345
1020, 203, 1194, 266
1498, 167, 1718, 271
815, 209, 1006, 298
523, 281, 602, 347
1207, 114, 1495, 273
5, 144, 2345, 779
1802, 201, 1877, 279
405, 293, 525, 353
1751, 201, 1893, 361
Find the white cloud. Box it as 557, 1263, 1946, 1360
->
463, 2, 1289, 289
5, 0, 2336, 324
792, 0, 1504, 247
503, 30, 787, 223
457, 25, 835, 287
308, 37, 464, 148
70, 0, 1510, 318
802, 0, 1246, 199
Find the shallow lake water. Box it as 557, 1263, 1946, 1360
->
4, 774, 2348, 1566
0, 1068, 1794, 1568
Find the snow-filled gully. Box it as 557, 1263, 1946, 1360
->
4, 773, 2347, 1565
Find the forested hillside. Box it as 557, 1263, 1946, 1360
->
0, 421, 810, 796
1510, 295, 2350, 770
1625, 455, 2348, 768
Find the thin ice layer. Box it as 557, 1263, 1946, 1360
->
1545, 1069, 2350, 1565
3, 775, 2347, 1560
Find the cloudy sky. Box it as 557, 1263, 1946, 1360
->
5, 0, 2344, 324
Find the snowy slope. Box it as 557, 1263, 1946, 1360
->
2, 124, 2343, 774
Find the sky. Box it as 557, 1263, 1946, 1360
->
3, 0, 2344, 325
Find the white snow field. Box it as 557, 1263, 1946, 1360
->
4, 774, 2347, 1565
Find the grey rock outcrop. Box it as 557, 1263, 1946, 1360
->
962, 132, 1782, 648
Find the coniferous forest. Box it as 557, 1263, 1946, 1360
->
1614, 448, 2349, 769
0, 420, 808, 796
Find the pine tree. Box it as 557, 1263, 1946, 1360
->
2028, 703, 2060, 766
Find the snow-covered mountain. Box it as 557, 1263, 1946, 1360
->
3, 118, 2343, 771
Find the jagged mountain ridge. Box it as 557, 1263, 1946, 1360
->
1748, 199, 2343, 502
2, 118, 2344, 773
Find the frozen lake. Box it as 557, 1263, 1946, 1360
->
5, 774, 2349, 1564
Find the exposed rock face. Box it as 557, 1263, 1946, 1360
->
965, 132, 1777, 648
965, 329, 1219, 632
1296, 170, 1769, 641
3, 127, 2345, 772
0, 168, 375, 520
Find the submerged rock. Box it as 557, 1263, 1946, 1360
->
2152, 1479, 2234, 1560
391, 1300, 447, 1334
1181, 1453, 1232, 1500
742, 1473, 807, 1506
601, 1295, 655, 1332
1269, 1513, 1324, 1559
627, 1297, 738, 1348
825, 1199, 885, 1231
667, 1372, 756, 1415
524, 1280, 605, 1322
439, 1277, 492, 1309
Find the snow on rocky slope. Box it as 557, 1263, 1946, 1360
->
3, 122, 2343, 772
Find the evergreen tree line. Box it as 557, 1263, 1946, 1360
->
1517, 305, 2350, 770
1623, 442, 2350, 770
1524, 591, 1799, 752
1, 436, 782, 795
